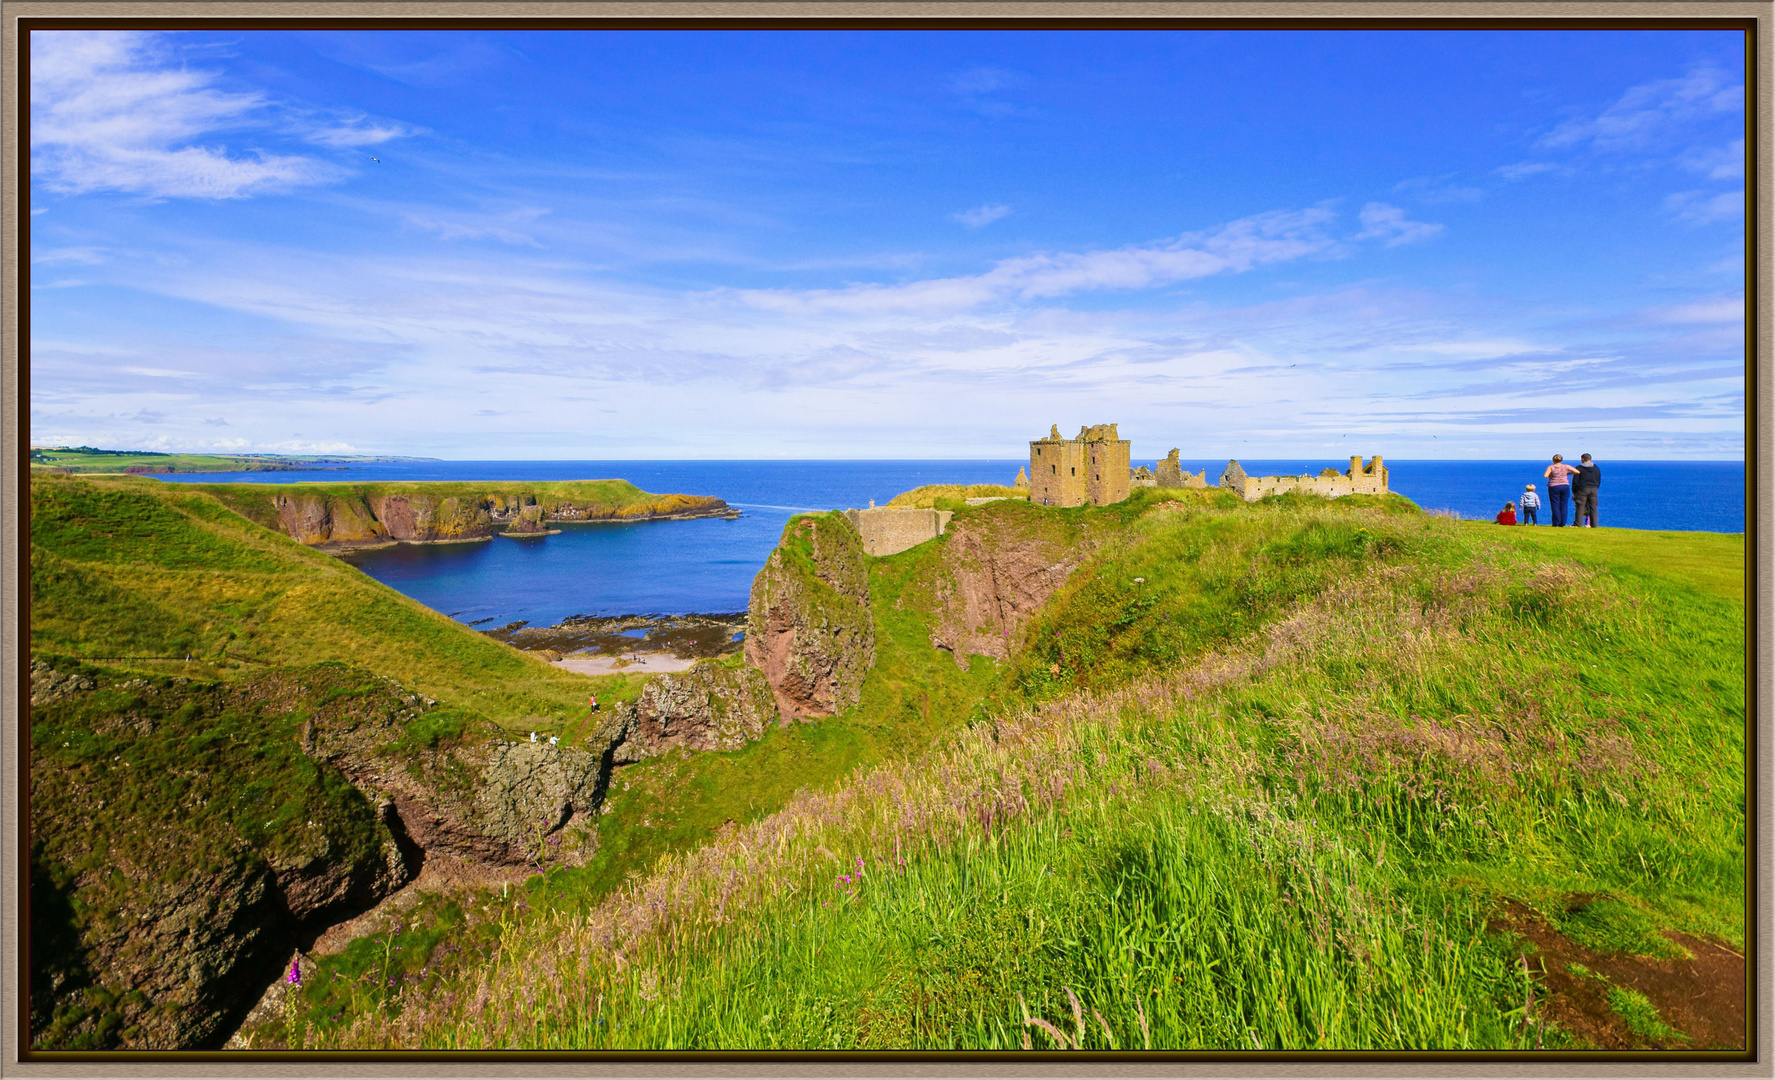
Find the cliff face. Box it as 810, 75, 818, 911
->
245, 484, 732, 549
611, 660, 778, 763
744, 513, 875, 719
28, 661, 611, 1051
922, 508, 1096, 669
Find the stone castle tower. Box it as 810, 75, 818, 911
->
1028, 423, 1131, 507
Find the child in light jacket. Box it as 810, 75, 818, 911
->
1519, 483, 1540, 525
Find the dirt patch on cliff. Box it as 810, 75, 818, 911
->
1489, 899, 1745, 1050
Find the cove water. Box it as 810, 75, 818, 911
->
158, 459, 1744, 630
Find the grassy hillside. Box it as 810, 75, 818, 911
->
251, 492, 1741, 1050
29, 474, 641, 725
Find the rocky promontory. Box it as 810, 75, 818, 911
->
744, 512, 875, 719
192, 480, 734, 550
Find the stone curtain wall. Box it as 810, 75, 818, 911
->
1218, 456, 1388, 501
842, 507, 955, 557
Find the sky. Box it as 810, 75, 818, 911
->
28, 28, 1747, 460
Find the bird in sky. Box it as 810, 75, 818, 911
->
370, 156, 381, 164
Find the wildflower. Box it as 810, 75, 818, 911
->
287, 959, 302, 986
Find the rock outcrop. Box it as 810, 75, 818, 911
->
922, 507, 1096, 669
27, 661, 614, 1050
611, 660, 778, 763
744, 512, 875, 719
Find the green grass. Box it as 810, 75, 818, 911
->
29, 474, 641, 727
886, 484, 1028, 508
263, 494, 1741, 1050
1464, 522, 1743, 601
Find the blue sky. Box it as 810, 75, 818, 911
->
29, 28, 1745, 460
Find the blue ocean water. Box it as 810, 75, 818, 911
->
157, 458, 1744, 629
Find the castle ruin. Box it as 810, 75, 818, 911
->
1218, 456, 1388, 501
1029, 423, 1131, 507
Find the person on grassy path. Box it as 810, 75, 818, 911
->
1573, 453, 1601, 528
1519, 484, 1540, 525
1495, 503, 1517, 525
1544, 454, 1579, 526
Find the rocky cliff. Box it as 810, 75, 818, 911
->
611, 660, 779, 763
28, 660, 611, 1050
921, 505, 1098, 669
212, 481, 733, 549
744, 512, 875, 719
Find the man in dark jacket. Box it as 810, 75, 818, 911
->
1573, 454, 1601, 527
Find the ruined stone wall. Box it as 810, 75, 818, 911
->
1218, 456, 1388, 501
842, 507, 955, 557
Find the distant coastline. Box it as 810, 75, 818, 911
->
29, 446, 440, 475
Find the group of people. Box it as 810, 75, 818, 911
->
1497, 454, 1601, 527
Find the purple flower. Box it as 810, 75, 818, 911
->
287, 959, 302, 986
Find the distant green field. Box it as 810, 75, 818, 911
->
29, 446, 431, 474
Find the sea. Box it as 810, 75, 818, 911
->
157, 459, 1745, 630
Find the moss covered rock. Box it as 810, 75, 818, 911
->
744, 512, 875, 719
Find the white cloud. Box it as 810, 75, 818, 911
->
300, 111, 422, 148
28, 30, 408, 199
1654, 297, 1743, 324
1680, 137, 1745, 180
1494, 161, 1566, 182
1665, 190, 1743, 225
1393, 175, 1484, 204
1539, 66, 1742, 153
738, 206, 1340, 315
954, 203, 1012, 229
1354, 203, 1443, 247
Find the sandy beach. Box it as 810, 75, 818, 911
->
555, 652, 702, 676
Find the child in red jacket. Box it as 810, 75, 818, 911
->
1495, 503, 1517, 525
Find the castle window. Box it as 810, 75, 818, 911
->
1051, 464, 1057, 475
1070, 467, 1076, 476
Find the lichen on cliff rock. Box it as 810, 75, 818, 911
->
744, 512, 875, 719
472, 742, 602, 862
611, 660, 778, 763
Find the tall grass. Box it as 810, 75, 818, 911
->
269, 503, 1742, 1049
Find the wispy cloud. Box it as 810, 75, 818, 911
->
1539, 65, 1742, 152
1680, 137, 1745, 181
954, 203, 1012, 228
30, 30, 414, 199
1494, 161, 1567, 182
1393, 175, 1483, 204
738, 206, 1340, 314
1665, 189, 1743, 225
30, 31, 337, 198
1652, 296, 1744, 324
1354, 203, 1443, 247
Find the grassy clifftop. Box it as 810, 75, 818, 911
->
29, 474, 635, 724
250, 491, 1744, 1050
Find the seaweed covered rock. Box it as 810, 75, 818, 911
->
611, 660, 778, 763
744, 512, 875, 719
